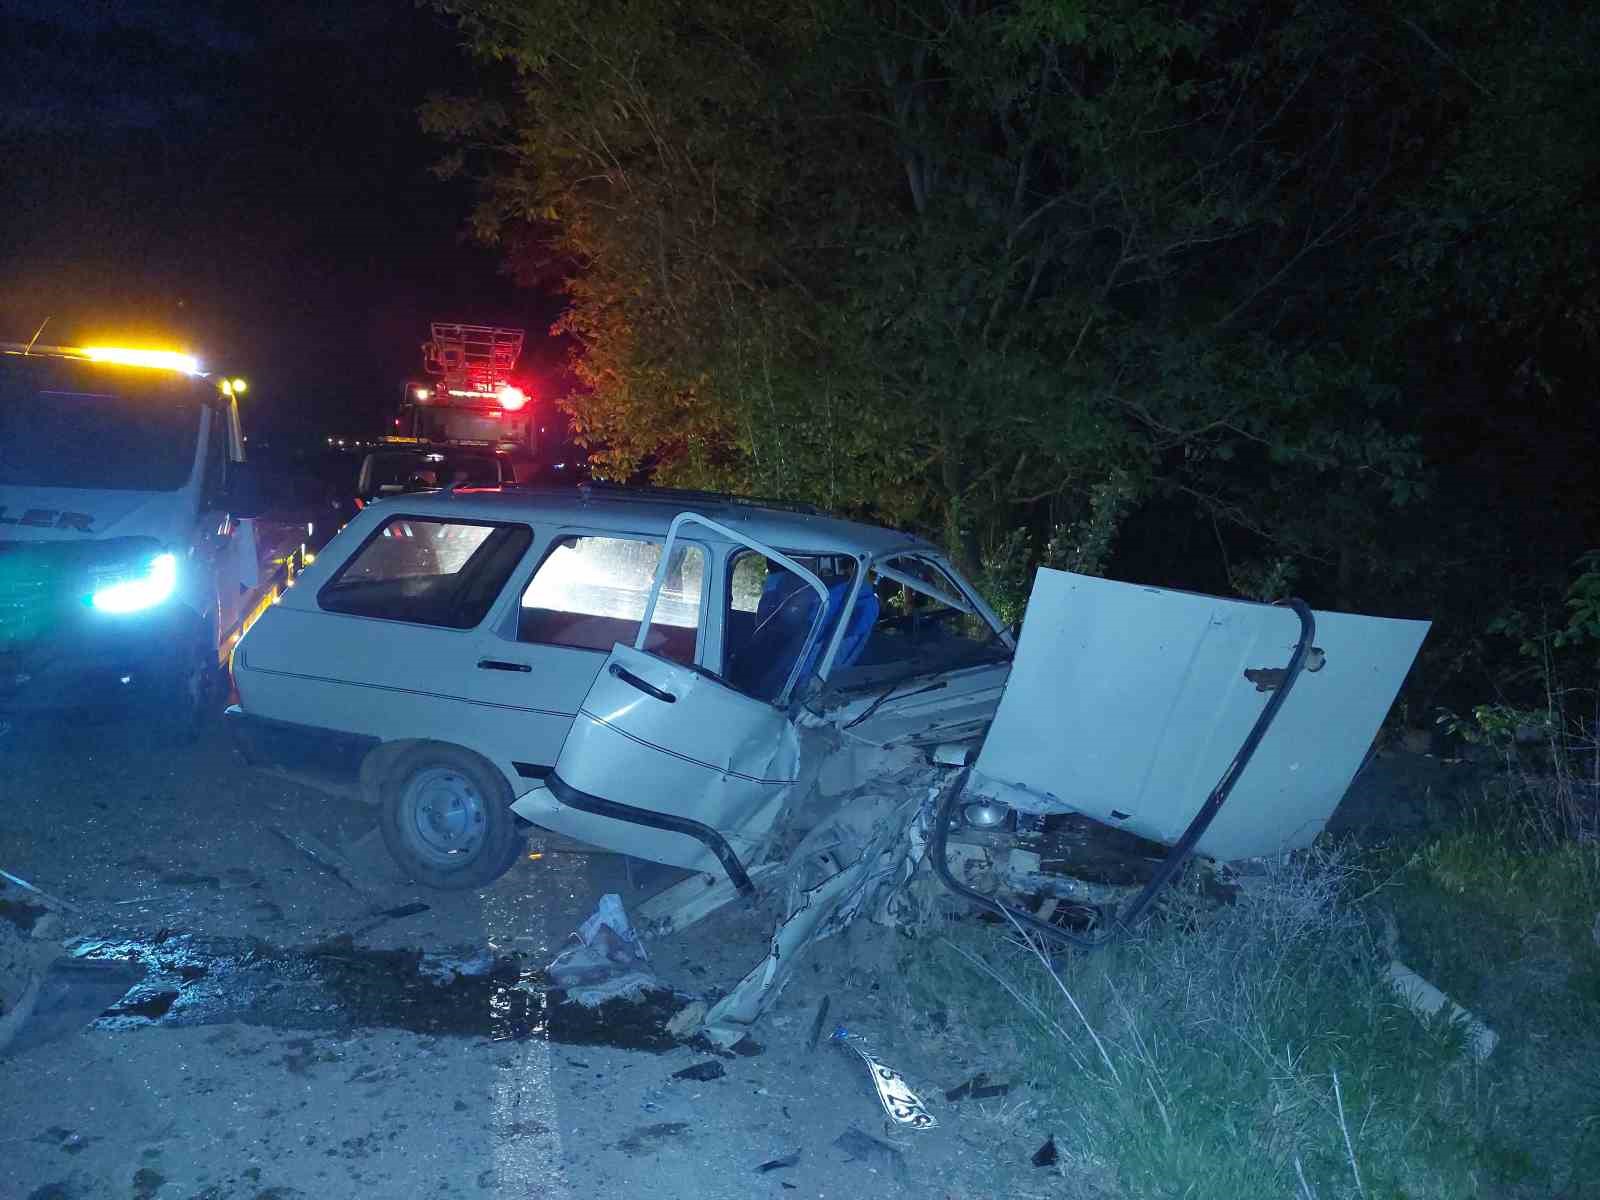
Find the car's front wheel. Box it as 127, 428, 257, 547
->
378, 745, 523, 890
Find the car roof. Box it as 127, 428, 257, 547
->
366, 484, 939, 559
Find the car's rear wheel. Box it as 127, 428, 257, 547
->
378, 745, 523, 890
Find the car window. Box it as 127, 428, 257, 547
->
518, 535, 705, 664
723, 549, 863, 701
318, 517, 532, 628
840, 554, 1008, 680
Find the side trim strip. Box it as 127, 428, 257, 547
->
239, 661, 574, 720
575, 708, 798, 786
545, 772, 754, 897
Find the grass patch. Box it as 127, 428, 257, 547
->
894, 835, 1600, 1198
1372, 811, 1600, 1196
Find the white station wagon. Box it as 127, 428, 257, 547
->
229, 483, 1427, 1040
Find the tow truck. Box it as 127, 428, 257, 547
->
0, 342, 305, 738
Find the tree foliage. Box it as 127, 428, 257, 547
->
426, 0, 1597, 632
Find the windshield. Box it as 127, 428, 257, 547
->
364, 451, 500, 493
0, 360, 203, 492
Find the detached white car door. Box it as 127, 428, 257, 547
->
539, 514, 830, 889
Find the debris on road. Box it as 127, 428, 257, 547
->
665, 999, 707, 1039
269, 826, 362, 893
806, 994, 831, 1052
756, 1151, 801, 1172
350, 901, 430, 938
671, 1059, 726, 1082
832, 1127, 908, 1180
944, 1072, 1010, 1102
1032, 1135, 1059, 1168
832, 1027, 938, 1129
547, 893, 657, 1003
1, 866, 81, 912
0, 957, 146, 1057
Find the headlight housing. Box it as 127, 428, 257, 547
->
88, 551, 178, 614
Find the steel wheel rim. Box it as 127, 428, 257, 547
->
403, 766, 488, 865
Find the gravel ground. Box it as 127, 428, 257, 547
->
0, 714, 1057, 1200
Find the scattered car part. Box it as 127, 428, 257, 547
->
1385, 960, 1498, 1061
806, 995, 831, 1052
832, 1127, 908, 1181
0, 958, 146, 1058
945, 1073, 1009, 1102
756, 1152, 801, 1172
831, 1028, 938, 1129
1032, 1135, 1059, 1168
0, 868, 78, 912
671, 1060, 726, 1082
350, 901, 429, 938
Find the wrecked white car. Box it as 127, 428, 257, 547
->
229, 483, 1428, 1042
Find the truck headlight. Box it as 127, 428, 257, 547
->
89, 552, 178, 614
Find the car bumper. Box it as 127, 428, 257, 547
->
0, 605, 196, 715
224, 706, 379, 784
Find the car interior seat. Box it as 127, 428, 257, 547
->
727, 570, 878, 702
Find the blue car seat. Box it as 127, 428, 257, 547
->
730, 571, 879, 702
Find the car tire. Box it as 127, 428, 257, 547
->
159, 637, 223, 745
378, 744, 523, 890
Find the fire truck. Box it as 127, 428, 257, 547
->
396, 323, 536, 460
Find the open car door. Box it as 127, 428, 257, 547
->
531, 513, 832, 894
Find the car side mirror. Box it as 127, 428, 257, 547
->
224, 460, 267, 519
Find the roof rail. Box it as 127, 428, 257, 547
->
576, 480, 825, 517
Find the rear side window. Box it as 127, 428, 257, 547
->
517, 535, 705, 664
319, 517, 531, 628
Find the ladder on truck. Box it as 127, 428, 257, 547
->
421, 323, 525, 392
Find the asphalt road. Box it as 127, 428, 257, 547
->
0, 713, 1047, 1200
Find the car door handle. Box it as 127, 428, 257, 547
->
477, 659, 532, 673
609, 662, 676, 703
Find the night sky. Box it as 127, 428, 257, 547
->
0, 1, 563, 442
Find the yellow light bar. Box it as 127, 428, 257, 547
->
80, 346, 202, 375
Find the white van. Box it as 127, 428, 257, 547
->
0, 344, 299, 736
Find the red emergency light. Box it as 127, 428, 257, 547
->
497, 385, 528, 411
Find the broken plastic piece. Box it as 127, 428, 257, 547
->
1385, 959, 1498, 1062
0, 867, 80, 913
672, 1060, 726, 1082
945, 1072, 1010, 1102
806, 996, 831, 1052
833, 1127, 907, 1180
756, 1152, 801, 1172
1032, 1135, 1059, 1167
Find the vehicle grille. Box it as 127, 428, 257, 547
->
0, 573, 51, 642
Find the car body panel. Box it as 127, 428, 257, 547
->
965, 569, 1431, 860
530, 643, 803, 873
